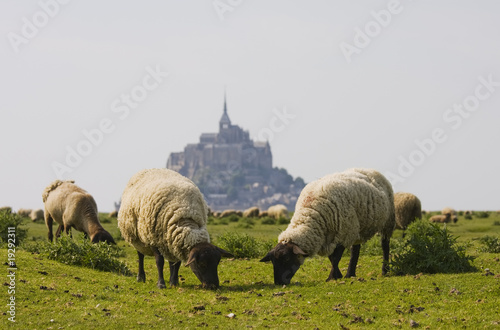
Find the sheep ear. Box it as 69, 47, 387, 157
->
217, 247, 234, 258
260, 252, 273, 262
292, 245, 308, 256
185, 255, 195, 267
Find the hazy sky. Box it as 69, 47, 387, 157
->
1, 1, 499, 212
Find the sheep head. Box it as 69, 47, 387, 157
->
91, 230, 116, 244
185, 242, 233, 289
260, 242, 308, 285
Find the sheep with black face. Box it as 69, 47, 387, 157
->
261, 168, 395, 285
118, 168, 232, 289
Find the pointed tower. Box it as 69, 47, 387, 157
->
219, 89, 231, 131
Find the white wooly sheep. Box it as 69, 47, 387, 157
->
430, 214, 451, 223
394, 192, 422, 235
42, 180, 115, 244
118, 168, 232, 289
441, 207, 458, 223
261, 168, 395, 285
17, 208, 32, 217
267, 204, 289, 220
30, 209, 44, 222
243, 206, 260, 218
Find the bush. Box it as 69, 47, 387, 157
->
478, 236, 500, 253
278, 217, 290, 225
475, 211, 490, 219
215, 232, 273, 259
227, 214, 239, 222
24, 236, 132, 275
464, 214, 473, 220
492, 221, 500, 226
390, 220, 476, 275
237, 217, 255, 229
0, 210, 28, 247
260, 217, 276, 225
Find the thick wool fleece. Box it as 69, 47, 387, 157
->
267, 204, 289, 220
118, 168, 209, 263
278, 168, 395, 257
394, 192, 422, 230
43, 180, 101, 236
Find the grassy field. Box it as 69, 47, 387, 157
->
3, 212, 500, 329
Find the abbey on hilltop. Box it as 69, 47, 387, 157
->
166, 93, 304, 211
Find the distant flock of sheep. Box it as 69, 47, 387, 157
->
1, 167, 481, 289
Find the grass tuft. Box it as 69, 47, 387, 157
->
24, 236, 132, 276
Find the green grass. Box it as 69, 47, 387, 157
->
4, 212, 500, 328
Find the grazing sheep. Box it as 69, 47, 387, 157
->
441, 207, 458, 223
108, 210, 118, 218
258, 211, 269, 218
429, 213, 451, 223
17, 208, 32, 217
30, 209, 44, 222
219, 209, 239, 218
267, 204, 289, 220
243, 206, 260, 218
42, 180, 115, 244
394, 192, 422, 236
117, 168, 233, 289
261, 168, 395, 285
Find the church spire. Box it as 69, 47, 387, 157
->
219, 88, 231, 130
223, 87, 227, 114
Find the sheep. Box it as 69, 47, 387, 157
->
108, 210, 118, 218
17, 208, 32, 217
261, 168, 395, 285
117, 168, 233, 289
42, 180, 115, 244
219, 209, 239, 218
267, 204, 289, 220
394, 192, 422, 237
30, 209, 44, 222
243, 206, 260, 218
441, 207, 458, 223
258, 211, 269, 218
429, 213, 451, 223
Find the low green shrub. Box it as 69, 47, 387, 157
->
474, 211, 490, 219
390, 220, 476, 275
464, 214, 473, 220
24, 236, 132, 275
278, 217, 290, 225
492, 220, 500, 226
260, 217, 276, 225
237, 217, 255, 229
0, 210, 28, 247
215, 232, 273, 258
478, 235, 500, 253
227, 214, 239, 222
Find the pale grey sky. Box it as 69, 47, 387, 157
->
1, 0, 499, 212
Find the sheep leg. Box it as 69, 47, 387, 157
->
381, 237, 390, 275
55, 225, 63, 239
150, 247, 166, 289
345, 244, 361, 278
137, 251, 146, 283
168, 261, 181, 287
46, 215, 54, 242
326, 245, 345, 281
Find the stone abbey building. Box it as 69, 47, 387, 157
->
166, 94, 304, 211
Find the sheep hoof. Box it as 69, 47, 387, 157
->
137, 275, 146, 283
157, 282, 166, 289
